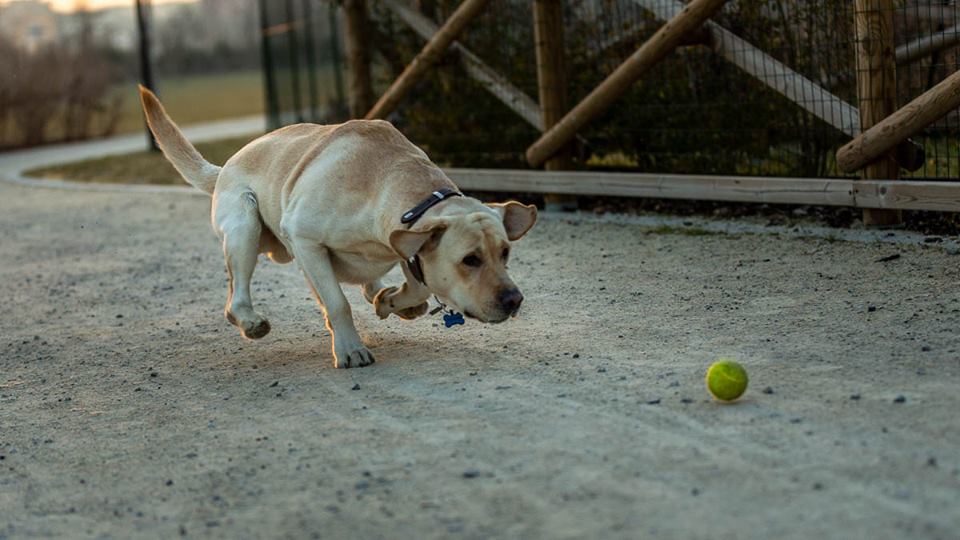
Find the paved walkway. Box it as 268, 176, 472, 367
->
0, 115, 265, 190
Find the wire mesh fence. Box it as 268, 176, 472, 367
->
263, 0, 959, 180
261, 0, 347, 128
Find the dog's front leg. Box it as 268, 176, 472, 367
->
373, 263, 431, 320
287, 238, 374, 368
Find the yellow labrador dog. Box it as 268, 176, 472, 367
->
140, 87, 536, 368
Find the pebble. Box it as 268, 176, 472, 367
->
462, 470, 480, 479
351, 384, 361, 391
850, 394, 861, 400
762, 387, 774, 395
893, 395, 906, 404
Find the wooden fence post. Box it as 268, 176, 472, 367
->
533, 0, 575, 211
343, 0, 374, 118
854, 0, 901, 227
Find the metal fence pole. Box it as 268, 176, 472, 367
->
328, 1, 347, 117
284, 0, 304, 123
258, 0, 280, 130
301, 0, 320, 122
135, 0, 157, 151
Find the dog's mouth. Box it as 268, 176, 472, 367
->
459, 305, 520, 324
475, 312, 516, 324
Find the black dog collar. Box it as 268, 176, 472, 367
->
401, 188, 462, 225
406, 255, 426, 285
401, 188, 462, 285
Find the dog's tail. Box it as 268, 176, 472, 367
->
139, 85, 219, 194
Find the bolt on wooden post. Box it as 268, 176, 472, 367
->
854, 0, 902, 227
533, 0, 576, 211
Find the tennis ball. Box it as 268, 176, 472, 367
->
706, 359, 748, 402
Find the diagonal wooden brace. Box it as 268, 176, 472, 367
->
837, 69, 960, 174
525, 0, 729, 167
366, 0, 491, 120
380, 0, 543, 130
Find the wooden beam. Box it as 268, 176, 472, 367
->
380, 0, 543, 130
366, 0, 491, 119
444, 168, 960, 212
837, 69, 960, 174
526, 0, 728, 167
533, 0, 570, 166
896, 23, 960, 65
854, 0, 901, 227
342, 0, 374, 118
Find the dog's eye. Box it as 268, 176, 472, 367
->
462, 254, 483, 268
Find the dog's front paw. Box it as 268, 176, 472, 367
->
333, 340, 376, 369
373, 287, 428, 320
373, 286, 399, 319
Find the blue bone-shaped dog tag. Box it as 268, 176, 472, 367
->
443, 312, 465, 328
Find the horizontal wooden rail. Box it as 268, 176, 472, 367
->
896, 23, 960, 65
366, 0, 491, 120
837, 69, 960, 173
445, 168, 960, 212
526, 0, 728, 167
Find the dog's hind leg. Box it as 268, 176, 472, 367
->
215, 190, 271, 340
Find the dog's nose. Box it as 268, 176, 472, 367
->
499, 288, 523, 313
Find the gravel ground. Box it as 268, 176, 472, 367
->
2, 181, 959, 539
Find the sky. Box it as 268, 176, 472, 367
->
0, 0, 194, 13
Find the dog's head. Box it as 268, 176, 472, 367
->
390, 201, 537, 323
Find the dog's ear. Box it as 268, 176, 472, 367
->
390, 220, 447, 259
487, 201, 538, 241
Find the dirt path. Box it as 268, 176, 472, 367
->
1, 181, 958, 539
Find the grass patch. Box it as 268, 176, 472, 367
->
25, 135, 258, 186
112, 71, 265, 134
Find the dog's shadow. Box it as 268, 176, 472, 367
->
240, 332, 430, 369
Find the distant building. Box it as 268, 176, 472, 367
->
0, 0, 59, 53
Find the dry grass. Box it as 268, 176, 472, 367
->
1, 71, 263, 148
25, 136, 257, 186
110, 71, 265, 134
